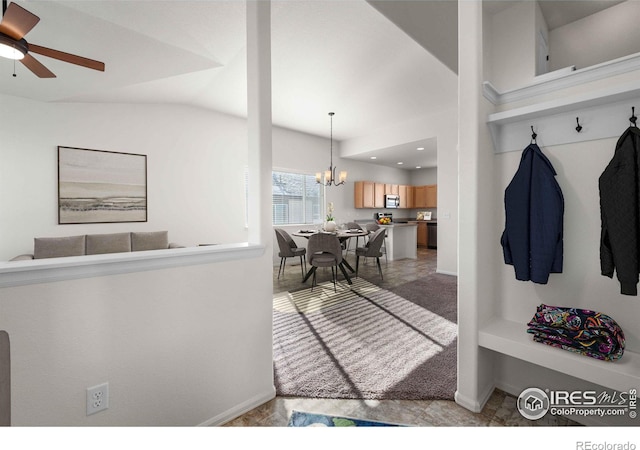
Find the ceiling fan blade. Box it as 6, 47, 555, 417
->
20, 53, 56, 78
28, 43, 105, 72
0, 2, 40, 40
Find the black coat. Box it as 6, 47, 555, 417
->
501, 144, 564, 284
599, 126, 640, 295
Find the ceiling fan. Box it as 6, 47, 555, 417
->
0, 0, 105, 78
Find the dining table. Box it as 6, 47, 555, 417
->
292, 228, 369, 285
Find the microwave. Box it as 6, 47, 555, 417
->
384, 194, 400, 208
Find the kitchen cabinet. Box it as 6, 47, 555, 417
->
425, 184, 437, 208
354, 181, 436, 209
384, 184, 399, 195
354, 181, 375, 208
374, 182, 385, 208
416, 221, 428, 248
414, 186, 426, 208
399, 185, 413, 209
410, 220, 436, 249
414, 184, 437, 208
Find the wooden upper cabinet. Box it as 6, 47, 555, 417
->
399, 185, 413, 209
354, 181, 375, 208
414, 185, 427, 208
374, 183, 385, 208
425, 184, 437, 208
414, 184, 437, 208
384, 184, 399, 195
355, 181, 435, 209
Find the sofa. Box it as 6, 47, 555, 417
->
10, 231, 184, 261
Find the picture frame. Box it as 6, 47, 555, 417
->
58, 146, 147, 224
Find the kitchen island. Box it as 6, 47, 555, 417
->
379, 223, 417, 261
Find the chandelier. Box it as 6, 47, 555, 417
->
316, 112, 347, 186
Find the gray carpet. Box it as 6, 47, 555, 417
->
273, 276, 457, 400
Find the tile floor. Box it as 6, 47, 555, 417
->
223, 387, 578, 427
224, 246, 580, 427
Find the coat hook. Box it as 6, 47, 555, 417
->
575, 117, 583, 133
530, 125, 537, 144
630, 107, 637, 127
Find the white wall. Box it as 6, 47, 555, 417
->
0, 256, 274, 425
272, 126, 411, 226
487, 1, 537, 92
409, 167, 437, 186
0, 94, 250, 261
549, 0, 640, 71
534, 0, 549, 76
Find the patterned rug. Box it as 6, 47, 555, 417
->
273, 277, 457, 400
288, 410, 404, 427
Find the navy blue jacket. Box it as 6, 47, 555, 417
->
501, 144, 564, 284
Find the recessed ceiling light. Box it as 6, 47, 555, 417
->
417, 147, 425, 151
370, 156, 377, 160
416, 166, 422, 169
397, 162, 403, 165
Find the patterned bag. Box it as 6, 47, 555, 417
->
526, 304, 625, 361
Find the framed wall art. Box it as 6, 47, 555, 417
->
58, 146, 147, 224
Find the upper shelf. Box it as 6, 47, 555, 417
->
485, 53, 640, 153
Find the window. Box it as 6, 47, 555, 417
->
272, 170, 323, 225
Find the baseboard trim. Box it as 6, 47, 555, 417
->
197, 386, 276, 427
436, 269, 457, 276
454, 382, 494, 413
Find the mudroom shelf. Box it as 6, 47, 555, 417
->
487, 80, 640, 154
479, 317, 640, 393
483, 53, 640, 153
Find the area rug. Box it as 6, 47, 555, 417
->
288, 410, 404, 427
273, 277, 457, 400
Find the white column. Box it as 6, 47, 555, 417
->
456, 0, 495, 413
246, 0, 272, 246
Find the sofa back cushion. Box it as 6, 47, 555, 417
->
131, 231, 169, 251
34, 235, 86, 259
86, 233, 132, 255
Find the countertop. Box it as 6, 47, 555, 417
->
354, 219, 437, 225
377, 222, 418, 227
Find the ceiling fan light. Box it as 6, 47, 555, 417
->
0, 42, 25, 60
0, 34, 28, 60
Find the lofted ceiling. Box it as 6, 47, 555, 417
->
537, 0, 625, 30
0, 1, 626, 171
0, 0, 458, 170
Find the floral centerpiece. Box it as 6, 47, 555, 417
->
325, 202, 337, 231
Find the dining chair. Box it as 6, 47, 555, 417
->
355, 227, 386, 280
364, 222, 387, 264
274, 228, 307, 280
307, 232, 344, 292
344, 222, 364, 255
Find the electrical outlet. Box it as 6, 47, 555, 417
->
86, 382, 109, 416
